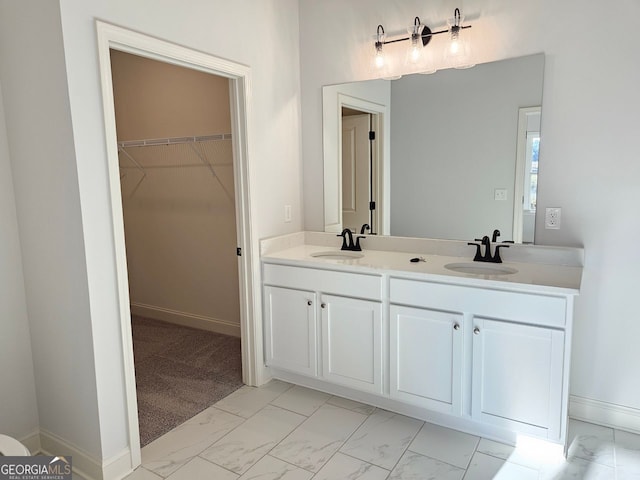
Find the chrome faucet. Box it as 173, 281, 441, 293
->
337, 228, 365, 251
468, 232, 509, 263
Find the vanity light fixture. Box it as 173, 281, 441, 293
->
373, 7, 472, 77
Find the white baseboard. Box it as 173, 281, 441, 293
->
39, 429, 133, 480
19, 429, 41, 455
569, 395, 640, 434
102, 448, 134, 480
130, 302, 241, 337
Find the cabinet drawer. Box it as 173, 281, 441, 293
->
390, 278, 566, 328
263, 263, 382, 301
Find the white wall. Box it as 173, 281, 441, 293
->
390, 54, 543, 240
0, 82, 39, 442
300, 0, 640, 420
0, 0, 102, 456
0, 0, 302, 468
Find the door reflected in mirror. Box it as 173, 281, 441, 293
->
323, 53, 545, 243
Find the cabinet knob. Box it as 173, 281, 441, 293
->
473, 327, 480, 335
307, 300, 312, 306
321, 303, 326, 309
453, 323, 460, 331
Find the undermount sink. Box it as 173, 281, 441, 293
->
445, 262, 518, 276
310, 250, 364, 260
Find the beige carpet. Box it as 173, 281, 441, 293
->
131, 315, 244, 446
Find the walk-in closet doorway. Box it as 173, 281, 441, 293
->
111, 49, 245, 447
97, 22, 261, 467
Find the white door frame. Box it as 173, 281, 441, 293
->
334, 94, 388, 235
513, 106, 541, 243
96, 21, 262, 467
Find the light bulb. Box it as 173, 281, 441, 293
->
409, 38, 421, 63
375, 46, 385, 68
449, 37, 460, 55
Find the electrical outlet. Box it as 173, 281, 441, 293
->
545, 207, 561, 229
494, 188, 507, 201
284, 205, 292, 223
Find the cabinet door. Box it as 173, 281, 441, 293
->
390, 305, 463, 414
472, 317, 565, 439
264, 286, 317, 376
321, 295, 382, 394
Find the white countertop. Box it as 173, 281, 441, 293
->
261, 233, 583, 295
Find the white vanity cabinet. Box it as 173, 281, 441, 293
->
321, 294, 382, 394
389, 305, 463, 415
262, 263, 384, 394
260, 240, 580, 447
263, 285, 317, 376
472, 317, 565, 439
390, 277, 571, 442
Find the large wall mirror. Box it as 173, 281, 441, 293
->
323, 53, 544, 243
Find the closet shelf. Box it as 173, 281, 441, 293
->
118, 133, 232, 148
119, 162, 233, 169
118, 133, 234, 202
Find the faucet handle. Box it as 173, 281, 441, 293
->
493, 244, 509, 263
337, 230, 349, 250
468, 242, 483, 262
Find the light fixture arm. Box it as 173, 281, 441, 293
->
375, 24, 385, 49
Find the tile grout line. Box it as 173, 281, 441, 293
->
197, 384, 320, 477
192, 453, 241, 478
380, 418, 427, 478
337, 450, 392, 474
195, 391, 308, 476
267, 400, 371, 476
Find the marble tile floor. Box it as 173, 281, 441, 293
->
121, 381, 640, 480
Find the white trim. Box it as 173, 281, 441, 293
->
102, 448, 134, 480
39, 429, 132, 480
326, 94, 389, 235
18, 429, 41, 456
39, 429, 102, 480
569, 395, 640, 434
322, 86, 390, 236
337, 95, 388, 235
95, 20, 262, 472
130, 302, 241, 337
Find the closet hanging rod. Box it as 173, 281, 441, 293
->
118, 133, 232, 148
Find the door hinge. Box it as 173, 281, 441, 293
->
369, 201, 376, 211
236, 247, 242, 256
369, 131, 376, 141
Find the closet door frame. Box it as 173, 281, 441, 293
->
96, 21, 261, 467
